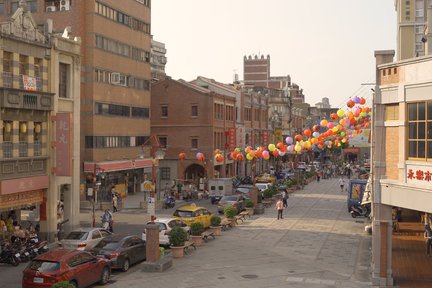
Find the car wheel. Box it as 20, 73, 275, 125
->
99, 266, 110, 284
122, 258, 130, 272
69, 280, 78, 288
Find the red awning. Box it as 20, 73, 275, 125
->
343, 148, 360, 154
84, 159, 152, 173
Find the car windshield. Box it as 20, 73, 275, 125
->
173, 210, 194, 217
28, 260, 60, 272
236, 187, 250, 193
94, 239, 120, 250
221, 196, 238, 201
65, 231, 88, 240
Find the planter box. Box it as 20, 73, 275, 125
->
170, 246, 184, 258
209, 226, 222, 236
191, 235, 204, 246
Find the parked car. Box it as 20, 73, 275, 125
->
275, 169, 295, 180
60, 227, 112, 251
255, 173, 276, 184
22, 249, 110, 288
142, 217, 190, 247
173, 205, 213, 228
255, 182, 272, 193
217, 194, 246, 214
90, 234, 146, 272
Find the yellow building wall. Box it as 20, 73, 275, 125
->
385, 127, 399, 180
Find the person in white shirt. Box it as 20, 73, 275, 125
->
339, 177, 345, 192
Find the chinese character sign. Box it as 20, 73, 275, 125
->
407, 166, 432, 184
56, 113, 72, 176
227, 128, 236, 150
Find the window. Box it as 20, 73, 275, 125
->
3, 121, 12, 142
59, 63, 69, 98
385, 104, 399, 121
131, 107, 149, 118
0, 3, 4, 15
191, 138, 198, 149
161, 167, 170, 180
191, 105, 198, 117
19, 55, 28, 75
159, 137, 167, 148
34, 58, 42, 78
3, 52, 12, 73
407, 102, 431, 159
161, 105, 168, 117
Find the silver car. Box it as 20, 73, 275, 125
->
60, 227, 112, 251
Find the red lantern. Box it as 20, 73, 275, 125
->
313, 125, 320, 132
272, 150, 279, 157
295, 134, 303, 142
178, 152, 186, 160
303, 129, 312, 137
236, 154, 244, 161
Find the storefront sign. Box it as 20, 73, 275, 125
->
275, 128, 282, 143
227, 128, 236, 150
0, 190, 43, 210
0, 175, 49, 195
261, 131, 269, 146
407, 168, 432, 182
56, 113, 72, 176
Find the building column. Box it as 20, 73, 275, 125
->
372, 203, 393, 286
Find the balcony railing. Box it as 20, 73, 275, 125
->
2, 142, 12, 158
19, 142, 28, 157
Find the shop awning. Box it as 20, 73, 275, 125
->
84, 159, 153, 173
343, 147, 360, 154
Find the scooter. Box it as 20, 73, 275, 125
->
350, 203, 371, 218
0, 243, 20, 266
163, 195, 175, 209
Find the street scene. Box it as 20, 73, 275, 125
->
1, 177, 372, 288
2, 0, 432, 287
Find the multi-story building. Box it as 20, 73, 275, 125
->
151, 77, 236, 191
150, 39, 167, 82
395, 0, 429, 60
0, 1, 81, 241
0, 1, 153, 207
370, 4, 432, 285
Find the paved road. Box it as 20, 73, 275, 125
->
0, 177, 372, 288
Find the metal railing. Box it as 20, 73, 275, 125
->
19, 142, 28, 157
34, 141, 42, 156
2, 142, 12, 158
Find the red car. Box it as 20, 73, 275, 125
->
22, 249, 110, 288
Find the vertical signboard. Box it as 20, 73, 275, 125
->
56, 113, 72, 176
261, 131, 269, 146
227, 128, 236, 150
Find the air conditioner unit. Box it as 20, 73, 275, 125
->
60, 0, 70, 11
46, 5, 56, 12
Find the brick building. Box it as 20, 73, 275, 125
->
0, 1, 153, 207
151, 77, 236, 190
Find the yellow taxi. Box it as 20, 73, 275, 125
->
172, 204, 212, 228
255, 173, 276, 184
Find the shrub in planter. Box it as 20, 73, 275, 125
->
159, 246, 165, 256
190, 222, 205, 236
245, 199, 254, 208
52, 282, 75, 288
168, 226, 188, 247
224, 205, 238, 218
210, 214, 221, 226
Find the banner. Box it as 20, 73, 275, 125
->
22, 75, 37, 91
56, 113, 72, 176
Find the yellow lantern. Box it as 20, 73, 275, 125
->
4, 122, 11, 133
35, 123, 41, 134
20, 122, 27, 134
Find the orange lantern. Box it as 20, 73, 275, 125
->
178, 152, 186, 160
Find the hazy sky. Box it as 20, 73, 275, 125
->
151, 0, 396, 108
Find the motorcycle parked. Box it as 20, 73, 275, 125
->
0, 243, 20, 266
350, 203, 371, 218
163, 195, 175, 209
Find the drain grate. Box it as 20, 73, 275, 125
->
241, 274, 258, 279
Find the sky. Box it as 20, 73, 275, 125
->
151, 0, 396, 108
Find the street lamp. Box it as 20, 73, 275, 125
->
92, 164, 103, 227
148, 148, 165, 222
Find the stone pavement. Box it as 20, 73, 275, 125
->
93, 177, 373, 288
0, 177, 372, 288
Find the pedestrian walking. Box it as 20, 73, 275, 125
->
339, 177, 345, 192
282, 190, 289, 208
425, 223, 432, 255
316, 170, 321, 182
112, 194, 118, 212
276, 198, 284, 219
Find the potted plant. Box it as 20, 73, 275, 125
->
52, 282, 75, 288
224, 205, 238, 227
168, 226, 188, 258
245, 199, 255, 215
209, 214, 222, 236
190, 222, 205, 246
